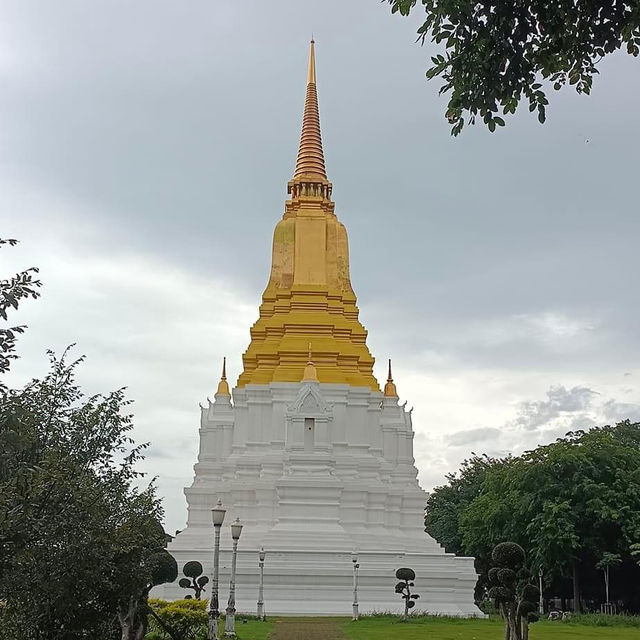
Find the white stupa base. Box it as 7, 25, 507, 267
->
156, 382, 482, 616
156, 546, 481, 616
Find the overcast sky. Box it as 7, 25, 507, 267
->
3, 1, 639, 533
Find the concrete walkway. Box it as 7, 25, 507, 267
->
270, 618, 346, 640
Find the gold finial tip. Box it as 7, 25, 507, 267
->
307, 38, 316, 85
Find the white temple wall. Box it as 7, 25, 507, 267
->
160, 380, 483, 615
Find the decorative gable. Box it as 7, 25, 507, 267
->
287, 382, 332, 420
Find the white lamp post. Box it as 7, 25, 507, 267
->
352, 551, 359, 621
225, 518, 243, 637
208, 499, 226, 640
257, 547, 266, 621
538, 566, 544, 616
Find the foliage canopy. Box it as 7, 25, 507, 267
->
425, 422, 640, 609
387, 0, 640, 134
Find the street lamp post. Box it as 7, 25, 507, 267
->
208, 499, 226, 640
538, 567, 544, 616
257, 547, 266, 621
352, 551, 359, 621
225, 518, 243, 637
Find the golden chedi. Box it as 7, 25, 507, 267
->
237, 40, 378, 390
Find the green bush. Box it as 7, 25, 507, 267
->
148, 599, 208, 638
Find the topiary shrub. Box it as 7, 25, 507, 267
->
394, 567, 420, 618
487, 542, 539, 640
178, 560, 209, 600
492, 542, 526, 569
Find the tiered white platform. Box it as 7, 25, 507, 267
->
156, 379, 482, 616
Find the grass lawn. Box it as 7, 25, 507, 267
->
339, 616, 640, 640
228, 618, 275, 640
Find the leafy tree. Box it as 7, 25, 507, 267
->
394, 567, 420, 618
488, 543, 539, 640
425, 453, 510, 554
426, 422, 640, 611
425, 453, 510, 599
386, 0, 640, 134
0, 246, 177, 639
179, 561, 209, 600
0, 350, 177, 640
0, 238, 41, 381
115, 515, 178, 640
596, 552, 622, 605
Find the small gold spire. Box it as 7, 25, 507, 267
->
216, 357, 230, 396
302, 342, 319, 382
383, 359, 398, 397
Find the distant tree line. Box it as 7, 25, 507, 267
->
425, 422, 640, 612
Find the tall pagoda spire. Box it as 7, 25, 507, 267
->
287, 39, 332, 205
237, 42, 378, 391
293, 39, 327, 180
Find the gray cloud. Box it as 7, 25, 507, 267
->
513, 385, 597, 431
446, 427, 502, 447
602, 399, 640, 422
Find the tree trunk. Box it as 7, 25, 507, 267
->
572, 561, 581, 613
119, 597, 137, 640
508, 603, 520, 640
134, 617, 147, 640
501, 604, 511, 640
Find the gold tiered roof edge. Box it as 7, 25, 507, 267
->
236, 40, 380, 391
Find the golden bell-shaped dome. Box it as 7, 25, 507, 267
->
383, 359, 398, 398
216, 357, 230, 396
301, 343, 319, 382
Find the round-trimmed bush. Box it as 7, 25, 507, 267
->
519, 600, 538, 615
492, 542, 525, 569
395, 567, 416, 581
488, 585, 512, 601
148, 550, 178, 585
521, 584, 540, 602
498, 568, 517, 586
183, 560, 204, 578
487, 567, 501, 585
